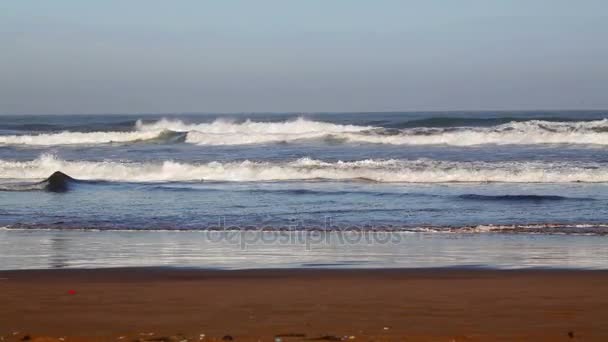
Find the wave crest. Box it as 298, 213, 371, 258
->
1, 117, 608, 146
146, 117, 608, 146
1, 155, 607, 183
136, 117, 371, 146
337, 119, 608, 146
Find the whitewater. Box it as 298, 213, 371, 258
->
1, 117, 608, 146
1, 154, 607, 183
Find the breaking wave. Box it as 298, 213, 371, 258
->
1, 117, 608, 146
138, 117, 608, 146
0, 129, 179, 146
338, 120, 608, 146
1, 154, 608, 183
136, 117, 371, 145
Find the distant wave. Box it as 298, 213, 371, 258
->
336, 119, 608, 146
0, 129, 180, 146
2, 154, 608, 183
2, 117, 608, 146
0, 120, 136, 133
386, 116, 588, 129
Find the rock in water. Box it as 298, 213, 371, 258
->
42, 171, 75, 192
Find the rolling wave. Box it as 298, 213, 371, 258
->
136, 117, 371, 145
0, 117, 603, 146
336, 119, 608, 146
0, 129, 177, 146
386, 116, 589, 128
1, 117, 608, 146
140, 117, 608, 146
0, 120, 136, 133
1, 154, 607, 183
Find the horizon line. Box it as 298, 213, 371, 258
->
1, 108, 607, 116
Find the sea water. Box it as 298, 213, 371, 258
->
1, 111, 608, 269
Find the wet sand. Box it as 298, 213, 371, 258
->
1, 268, 608, 341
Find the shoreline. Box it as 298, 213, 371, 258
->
3, 264, 608, 273
3, 229, 608, 270
2, 268, 608, 341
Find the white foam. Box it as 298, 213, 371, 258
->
408, 223, 608, 234
136, 117, 371, 145
135, 117, 608, 146
1, 117, 608, 146
1, 154, 607, 183
140, 117, 608, 146
339, 119, 608, 146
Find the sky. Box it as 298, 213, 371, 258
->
1, 0, 607, 114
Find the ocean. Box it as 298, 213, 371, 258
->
1, 111, 608, 269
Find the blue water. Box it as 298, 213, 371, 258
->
1, 111, 608, 269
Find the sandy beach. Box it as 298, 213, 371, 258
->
1, 268, 607, 341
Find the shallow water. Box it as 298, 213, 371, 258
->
2, 229, 608, 270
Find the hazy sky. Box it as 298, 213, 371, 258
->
1, 1, 607, 114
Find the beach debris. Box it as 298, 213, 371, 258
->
20, 335, 31, 341
274, 338, 282, 342
67, 289, 77, 295
118, 336, 126, 340
382, 326, 390, 331
12, 332, 20, 336
568, 331, 575, 338
198, 334, 205, 340
221, 336, 233, 341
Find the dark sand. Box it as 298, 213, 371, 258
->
1, 268, 608, 341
